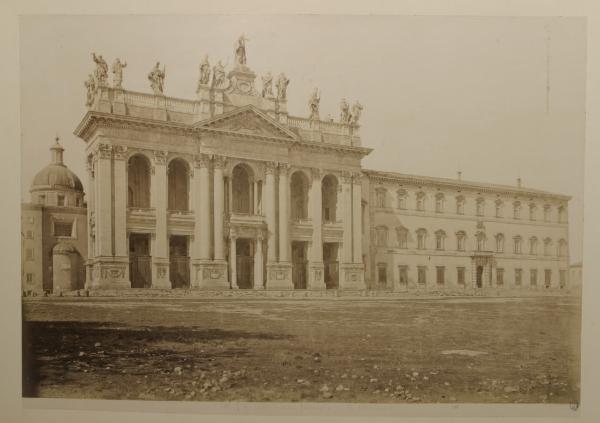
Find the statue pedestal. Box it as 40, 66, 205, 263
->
112, 88, 126, 115
153, 95, 167, 121
85, 257, 131, 290
192, 260, 229, 290
339, 263, 365, 291
227, 65, 257, 96
266, 262, 293, 290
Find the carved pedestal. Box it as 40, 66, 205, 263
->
153, 95, 167, 121
266, 262, 293, 290
339, 263, 365, 291
308, 262, 325, 290
151, 257, 171, 289
95, 86, 112, 113
192, 260, 229, 290
112, 88, 126, 115
85, 257, 131, 290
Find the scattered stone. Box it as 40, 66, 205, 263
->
341, 373, 348, 379
423, 376, 429, 381
441, 349, 487, 357
322, 391, 333, 399
335, 384, 344, 392
373, 365, 378, 369
174, 367, 183, 375
449, 396, 457, 402
94, 342, 101, 348
351, 374, 358, 379
78, 351, 85, 357
504, 386, 519, 393
319, 384, 330, 393
444, 382, 450, 386
412, 371, 419, 377
369, 378, 378, 383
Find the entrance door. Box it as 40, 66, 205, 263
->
476, 265, 483, 288
236, 239, 254, 289
398, 266, 408, 290
129, 234, 151, 288
323, 243, 339, 289
292, 241, 308, 289
169, 235, 190, 288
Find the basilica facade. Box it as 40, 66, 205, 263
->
23, 40, 571, 293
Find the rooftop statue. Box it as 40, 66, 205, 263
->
261, 72, 273, 98
308, 88, 321, 120
198, 55, 211, 87
84, 74, 96, 107
350, 101, 363, 125
148, 62, 166, 95
212, 60, 227, 89
92, 53, 108, 87
276, 73, 290, 101
235, 34, 249, 66
112, 58, 127, 89
340, 98, 350, 123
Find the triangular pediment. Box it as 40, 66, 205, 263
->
194, 105, 297, 140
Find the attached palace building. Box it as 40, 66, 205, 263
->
21, 50, 571, 294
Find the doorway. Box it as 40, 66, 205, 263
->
323, 242, 339, 289
236, 238, 254, 289
476, 265, 483, 288
129, 233, 151, 288
169, 235, 190, 288
292, 241, 308, 289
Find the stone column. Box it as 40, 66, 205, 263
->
191, 154, 211, 287
151, 150, 171, 288
253, 181, 259, 215
339, 171, 362, 290
230, 235, 237, 289
254, 236, 264, 289
308, 168, 324, 289
96, 144, 113, 257
341, 171, 353, 264
264, 162, 277, 263
278, 163, 290, 263
352, 172, 364, 264
213, 156, 226, 262
85, 155, 96, 289
113, 146, 128, 259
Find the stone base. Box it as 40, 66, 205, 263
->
151, 257, 171, 289
308, 262, 325, 290
266, 262, 293, 290
192, 260, 229, 290
85, 257, 131, 290
339, 263, 365, 290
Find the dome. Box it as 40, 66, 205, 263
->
30, 138, 84, 193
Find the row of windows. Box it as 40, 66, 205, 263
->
377, 264, 567, 288
37, 193, 82, 207
374, 226, 568, 256
374, 189, 567, 223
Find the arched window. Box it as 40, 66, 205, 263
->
495, 233, 504, 253
529, 236, 538, 255
290, 171, 309, 220
396, 227, 408, 249
544, 205, 551, 222
435, 193, 445, 213
416, 192, 425, 211
396, 189, 407, 209
456, 231, 466, 251
322, 174, 338, 223
232, 164, 253, 214
513, 201, 521, 219
558, 239, 568, 257
127, 154, 151, 208
513, 235, 522, 254
375, 187, 387, 208
558, 205, 567, 223
475, 231, 486, 251
543, 237, 552, 256
495, 199, 503, 218
375, 226, 388, 247
168, 158, 189, 211
529, 203, 537, 221
476, 197, 485, 217
416, 228, 427, 250
435, 230, 446, 250
456, 195, 465, 215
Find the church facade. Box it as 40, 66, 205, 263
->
23, 39, 571, 293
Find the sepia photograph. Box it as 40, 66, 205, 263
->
17, 12, 585, 412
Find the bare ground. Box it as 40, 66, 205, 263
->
21, 295, 581, 404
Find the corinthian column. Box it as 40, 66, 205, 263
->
151, 150, 171, 288
278, 163, 290, 263
340, 171, 353, 264
264, 162, 277, 263
213, 155, 226, 261
194, 154, 211, 260
352, 172, 363, 264
113, 145, 128, 258
95, 144, 113, 258
308, 168, 324, 289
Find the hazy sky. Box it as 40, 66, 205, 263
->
19, 15, 586, 262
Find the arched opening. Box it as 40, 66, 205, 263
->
168, 159, 190, 211
321, 174, 338, 223
128, 155, 151, 208
232, 164, 253, 214
290, 171, 309, 220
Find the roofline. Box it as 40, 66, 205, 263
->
363, 169, 572, 201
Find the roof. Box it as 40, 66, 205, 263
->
31, 164, 84, 193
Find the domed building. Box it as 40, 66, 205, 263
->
21, 138, 87, 294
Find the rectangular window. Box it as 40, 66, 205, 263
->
457, 267, 465, 286
57, 194, 65, 207
559, 270, 566, 288
26, 273, 33, 283
54, 221, 73, 237
417, 266, 426, 285
436, 266, 445, 286
530, 269, 538, 286
25, 248, 33, 261
545, 269, 551, 288
398, 265, 408, 286
515, 268, 522, 286
38, 195, 45, 205
496, 268, 504, 286
377, 263, 387, 285
26, 230, 33, 239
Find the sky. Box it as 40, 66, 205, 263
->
19, 15, 586, 262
